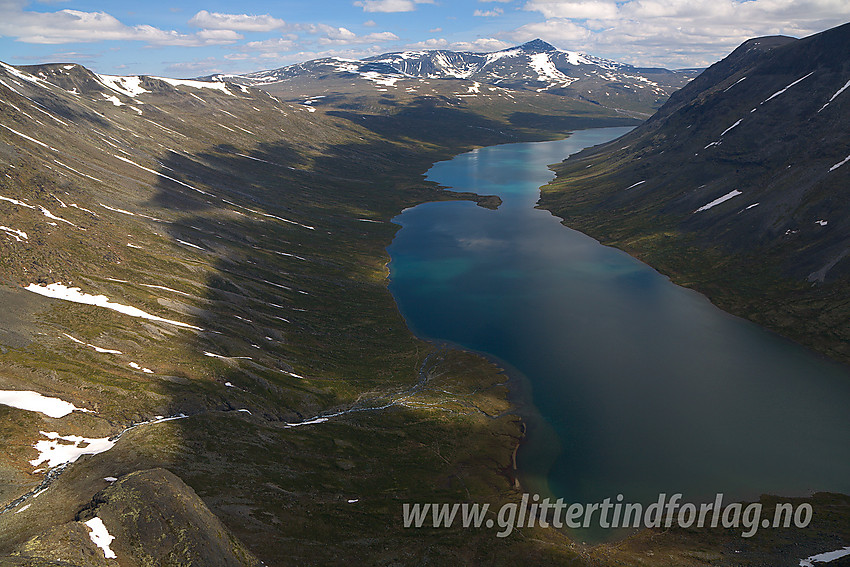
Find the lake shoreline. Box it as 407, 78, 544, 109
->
386, 129, 850, 532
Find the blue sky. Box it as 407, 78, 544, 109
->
1, 0, 847, 76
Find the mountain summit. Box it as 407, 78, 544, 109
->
210, 40, 698, 117
517, 38, 559, 52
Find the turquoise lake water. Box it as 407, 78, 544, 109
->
387, 128, 850, 517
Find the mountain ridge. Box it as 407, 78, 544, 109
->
203, 39, 698, 118
540, 21, 850, 363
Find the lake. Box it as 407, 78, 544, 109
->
386, 128, 850, 526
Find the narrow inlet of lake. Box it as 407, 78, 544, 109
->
386, 128, 850, 528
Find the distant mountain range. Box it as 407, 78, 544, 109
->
540, 22, 850, 363
204, 39, 698, 117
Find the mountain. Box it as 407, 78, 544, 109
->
0, 56, 631, 565
1, 37, 848, 565
206, 39, 698, 118
539, 22, 850, 363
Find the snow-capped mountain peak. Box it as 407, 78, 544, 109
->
202, 39, 697, 117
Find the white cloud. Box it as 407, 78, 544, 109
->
44, 50, 99, 61
474, 8, 504, 16
364, 31, 401, 41
404, 37, 449, 49
353, 0, 434, 13
239, 36, 298, 53
405, 37, 512, 52
509, 18, 591, 43
164, 57, 225, 75
514, 0, 850, 67
363, 19, 378, 27
252, 45, 397, 66
188, 10, 288, 32
523, 1, 619, 19
0, 2, 238, 46
454, 38, 513, 51
196, 29, 243, 41
318, 26, 399, 45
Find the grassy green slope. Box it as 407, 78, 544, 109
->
0, 61, 638, 565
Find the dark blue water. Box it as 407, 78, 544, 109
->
387, 128, 850, 514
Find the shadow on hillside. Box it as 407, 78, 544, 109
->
135, 116, 547, 562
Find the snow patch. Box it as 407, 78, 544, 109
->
285, 416, 329, 427
799, 546, 850, 567
54, 160, 102, 183
694, 190, 742, 213
720, 119, 742, 137
332, 60, 360, 73
563, 51, 591, 65
100, 203, 137, 217
360, 71, 401, 87
112, 155, 211, 196
30, 431, 116, 468
829, 154, 850, 172
819, 78, 850, 112
723, 76, 746, 92
97, 74, 148, 97
204, 352, 252, 360
484, 49, 520, 65
625, 180, 645, 190
0, 62, 51, 87
0, 195, 35, 208
100, 203, 163, 222
25, 283, 203, 330
528, 53, 574, 86
39, 205, 78, 227
155, 77, 234, 96
221, 199, 314, 230
84, 517, 117, 559
0, 123, 58, 151
176, 239, 205, 251
63, 333, 122, 354
762, 72, 815, 105
101, 93, 124, 107
0, 390, 90, 418
0, 226, 27, 241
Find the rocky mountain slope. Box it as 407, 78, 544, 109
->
208, 39, 697, 118
540, 22, 850, 363
0, 56, 639, 565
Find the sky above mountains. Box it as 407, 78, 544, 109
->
0, 0, 847, 76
